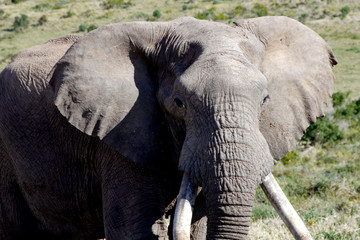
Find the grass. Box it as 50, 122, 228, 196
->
0, 0, 359, 239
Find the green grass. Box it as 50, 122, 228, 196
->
0, 0, 359, 239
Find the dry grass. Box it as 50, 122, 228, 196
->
249, 213, 359, 240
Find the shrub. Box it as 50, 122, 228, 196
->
182, 4, 189, 11
301, 116, 344, 145
153, 9, 161, 18
299, 13, 309, 23
195, 9, 216, 20
334, 97, 360, 120
13, 14, 29, 32
103, 0, 132, 9
252, 3, 268, 17
340, 6, 350, 19
131, 12, 150, 21
37, 15, 47, 26
11, 0, 26, 3
281, 150, 301, 165
332, 91, 350, 107
79, 24, 87, 32
87, 24, 98, 32
227, 4, 247, 18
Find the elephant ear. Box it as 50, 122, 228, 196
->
50, 21, 171, 167
234, 16, 337, 160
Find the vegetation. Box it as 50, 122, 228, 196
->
13, 14, 29, 32
102, 0, 133, 9
0, 0, 359, 239
152, 9, 161, 18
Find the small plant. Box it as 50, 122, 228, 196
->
63, 9, 74, 18
332, 91, 350, 107
195, 7, 216, 20
334, 97, 360, 121
153, 9, 162, 18
182, 4, 189, 11
320, 230, 343, 240
252, 3, 268, 17
37, 15, 47, 26
281, 150, 301, 166
79, 24, 87, 32
228, 4, 247, 18
103, 0, 132, 9
304, 207, 319, 225
340, 6, 350, 19
11, 0, 26, 3
301, 116, 344, 145
13, 14, 29, 32
299, 13, 309, 23
87, 24, 98, 32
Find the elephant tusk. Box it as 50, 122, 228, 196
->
261, 173, 313, 240
173, 172, 198, 240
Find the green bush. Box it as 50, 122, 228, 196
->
195, 8, 216, 20
79, 24, 87, 32
299, 13, 309, 23
153, 9, 161, 18
340, 6, 350, 19
11, 0, 26, 3
332, 91, 350, 107
13, 14, 29, 32
301, 116, 344, 145
87, 24, 98, 32
334, 97, 360, 120
194, 7, 228, 21
252, 3, 268, 17
103, 0, 132, 9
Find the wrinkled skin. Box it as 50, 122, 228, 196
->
0, 17, 336, 239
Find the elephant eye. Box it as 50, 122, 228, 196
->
262, 95, 270, 105
174, 97, 185, 109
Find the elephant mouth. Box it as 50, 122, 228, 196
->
173, 172, 312, 240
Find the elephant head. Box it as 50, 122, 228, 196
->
50, 17, 336, 239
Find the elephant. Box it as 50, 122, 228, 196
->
0, 16, 337, 240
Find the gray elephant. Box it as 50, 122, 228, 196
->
0, 16, 336, 240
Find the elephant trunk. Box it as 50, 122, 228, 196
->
195, 123, 266, 239
203, 138, 260, 240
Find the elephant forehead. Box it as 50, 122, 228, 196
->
178, 52, 268, 102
